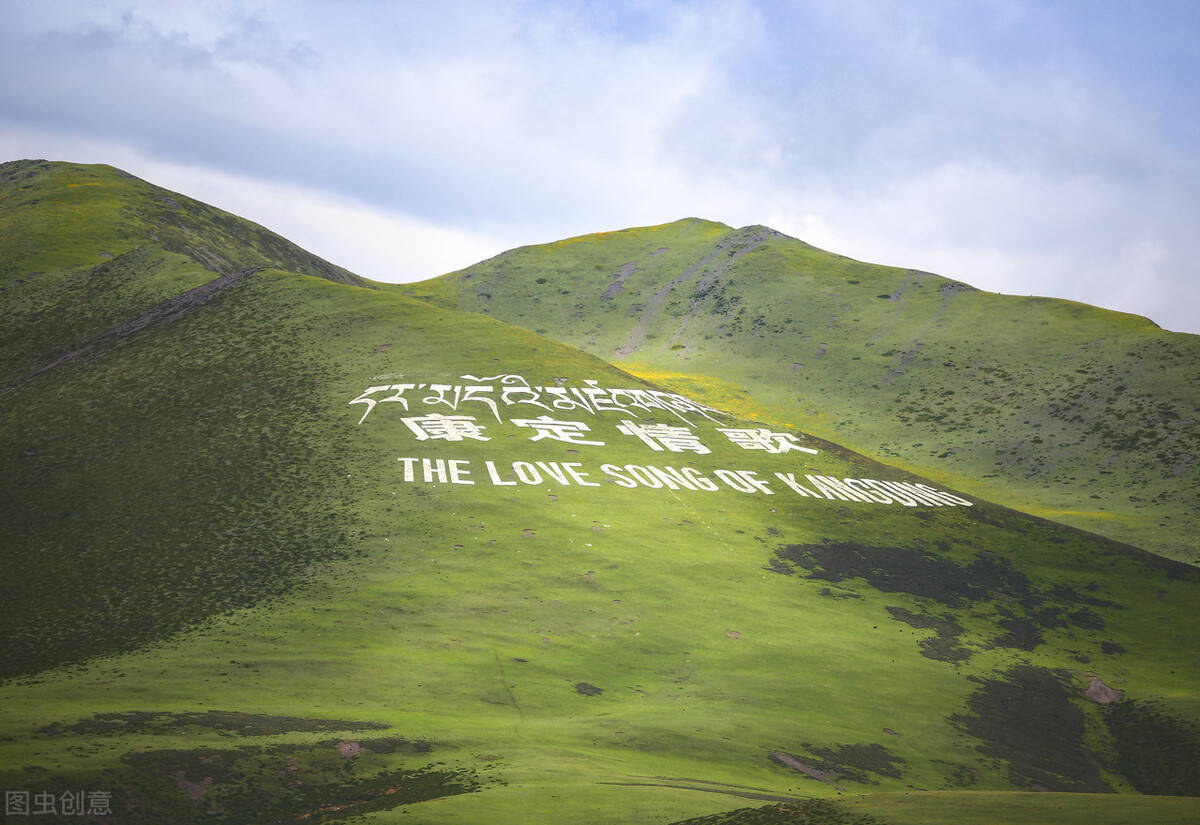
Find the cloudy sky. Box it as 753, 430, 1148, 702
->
3, 0, 1198, 333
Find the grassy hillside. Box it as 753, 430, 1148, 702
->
0, 159, 365, 395
0, 163, 1197, 824
403, 219, 1200, 564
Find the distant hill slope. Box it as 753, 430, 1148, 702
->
1, 164, 1197, 824
404, 218, 1200, 564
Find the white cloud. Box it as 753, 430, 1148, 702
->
2, 1, 1198, 333
0, 126, 514, 282
751, 161, 1200, 333
189, 172, 518, 283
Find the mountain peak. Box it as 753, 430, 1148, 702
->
1, 159, 367, 287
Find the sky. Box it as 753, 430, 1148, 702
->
2, 0, 1198, 333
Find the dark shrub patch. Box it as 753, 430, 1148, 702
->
950, 665, 1111, 792
886, 607, 972, 661
994, 614, 1044, 650
1106, 700, 1200, 795
669, 798, 891, 824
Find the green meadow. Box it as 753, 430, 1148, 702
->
0, 161, 1196, 824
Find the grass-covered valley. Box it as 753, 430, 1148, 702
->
0, 161, 1197, 824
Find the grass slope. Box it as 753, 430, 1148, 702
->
402, 219, 1200, 564
0, 164, 1197, 824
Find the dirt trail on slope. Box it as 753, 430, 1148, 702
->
615, 226, 780, 358
2, 266, 260, 398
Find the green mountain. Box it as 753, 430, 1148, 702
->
402, 219, 1200, 565
1, 161, 1197, 825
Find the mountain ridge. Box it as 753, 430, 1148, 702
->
403, 218, 1198, 564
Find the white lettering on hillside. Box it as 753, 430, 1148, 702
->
394, 457, 973, 507
351, 373, 823, 461
351, 374, 724, 426
363, 376, 971, 510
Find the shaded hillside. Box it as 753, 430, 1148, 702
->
404, 219, 1200, 564
1, 164, 1197, 824
0, 159, 364, 391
